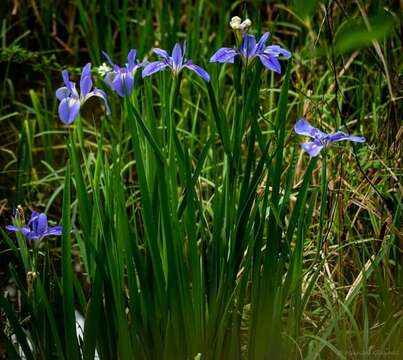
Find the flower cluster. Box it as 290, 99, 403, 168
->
55, 25, 292, 125
53, 22, 365, 158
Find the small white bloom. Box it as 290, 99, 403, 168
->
230, 16, 242, 30
98, 62, 112, 77
240, 18, 252, 31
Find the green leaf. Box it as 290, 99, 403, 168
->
335, 13, 395, 54
61, 161, 79, 359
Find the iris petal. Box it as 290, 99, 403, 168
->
294, 119, 317, 138
258, 54, 282, 73
240, 34, 257, 59
62, 70, 71, 89
80, 75, 93, 97
171, 43, 183, 69
5, 225, 19, 232
256, 32, 270, 53
45, 226, 63, 237
58, 97, 80, 125
127, 49, 137, 71
301, 142, 324, 157
153, 48, 169, 59
56, 87, 70, 100
184, 61, 210, 82
104, 72, 116, 88
264, 45, 292, 59
210, 48, 239, 63
328, 132, 366, 144
37, 213, 48, 235
142, 61, 168, 77
88, 88, 111, 115
81, 63, 92, 79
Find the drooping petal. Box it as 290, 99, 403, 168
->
294, 119, 317, 138
56, 86, 70, 100
123, 73, 135, 95
36, 213, 48, 235
328, 132, 366, 145
91, 88, 111, 115
58, 97, 80, 125
153, 48, 169, 59
258, 54, 282, 73
5, 225, 19, 232
27, 232, 39, 241
45, 226, 63, 237
172, 43, 183, 69
294, 119, 328, 140
301, 141, 324, 157
255, 32, 270, 53
104, 71, 116, 89
264, 45, 292, 59
5, 224, 30, 238
240, 34, 257, 59
210, 48, 239, 63
111, 73, 125, 97
184, 61, 210, 82
142, 61, 169, 78
111, 72, 134, 97
21, 226, 31, 238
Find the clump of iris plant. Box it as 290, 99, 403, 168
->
102, 49, 144, 97
55, 63, 110, 125
294, 118, 366, 157
210, 32, 291, 73
142, 42, 210, 82
6, 210, 62, 241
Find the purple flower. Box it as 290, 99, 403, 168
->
6, 211, 62, 241
102, 49, 144, 97
210, 32, 291, 73
294, 119, 366, 157
55, 63, 110, 125
142, 42, 210, 82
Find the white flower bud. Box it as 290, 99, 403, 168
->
240, 18, 252, 31
98, 62, 112, 77
230, 16, 242, 30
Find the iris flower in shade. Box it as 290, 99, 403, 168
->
55, 63, 110, 125
6, 211, 62, 241
210, 32, 291, 73
142, 42, 210, 82
294, 118, 366, 157
102, 49, 144, 97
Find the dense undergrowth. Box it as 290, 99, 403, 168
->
0, 1, 402, 359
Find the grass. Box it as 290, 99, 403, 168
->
0, 0, 402, 359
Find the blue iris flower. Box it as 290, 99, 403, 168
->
102, 49, 144, 97
55, 63, 110, 125
210, 32, 291, 73
294, 119, 366, 157
6, 211, 62, 241
142, 42, 210, 82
